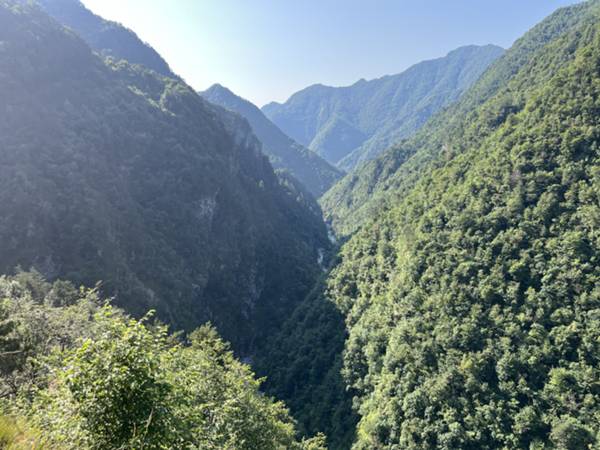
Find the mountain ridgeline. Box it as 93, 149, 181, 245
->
262, 1, 600, 448
320, 1, 600, 236
0, 0, 329, 355
201, 84, 343, 197
2, 0, 600, 449
39, 0, 343, 197
38, 0, 173, 77
263, 45, 504, 170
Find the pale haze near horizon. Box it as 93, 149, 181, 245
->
81, 0, 581, 107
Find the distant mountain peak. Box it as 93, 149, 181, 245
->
204, 83, 235, 95
201, 84, 343, 197
262, 44, 504, 169
448, 43, 504, 52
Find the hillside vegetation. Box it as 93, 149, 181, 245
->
0, 271, 326, 449
321, 1, 599, 236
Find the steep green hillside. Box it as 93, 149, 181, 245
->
255, 278, 359, 450
38, 0, 173, 76
321, 1, 598, 236
263, 2, 600, 449
329, 4, 600, 449
338, 3, 600, 449
202, 84, 343, 197
39, 0, 341, 199
0, 0, 329, 353
263, 45, 503, 169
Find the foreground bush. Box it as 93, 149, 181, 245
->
0, 273, 325, 449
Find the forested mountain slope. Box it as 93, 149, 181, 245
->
262, 1, 600, 449
321, 0, 599, 236
263, 45, 503, 170
202, 84, 343, 197
38, 0, 173, 77
333, 20, 600, 447
0, 0, 329, 353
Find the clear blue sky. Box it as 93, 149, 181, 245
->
82, 0, 582, 106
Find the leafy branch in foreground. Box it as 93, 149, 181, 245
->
0, 273, 326, 450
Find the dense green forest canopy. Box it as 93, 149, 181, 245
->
261, 1, 600, 449
320, 0, 600, 236
332, 28, 600, 444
